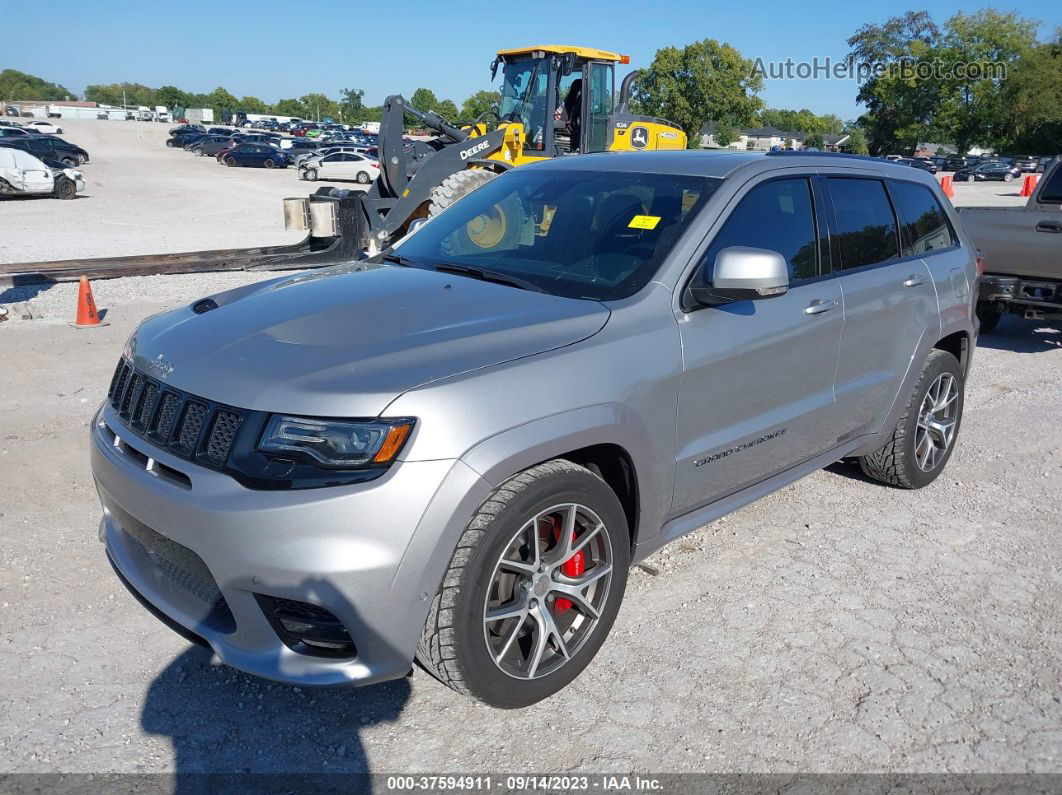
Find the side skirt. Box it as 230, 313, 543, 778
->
632, 436, 880, 564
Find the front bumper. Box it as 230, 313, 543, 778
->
91, 402, 489, 686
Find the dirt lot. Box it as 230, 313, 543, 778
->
0, 268, 1060, 776
0, 118, 368, 265
0, 118, 1037, 264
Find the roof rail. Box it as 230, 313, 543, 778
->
764, 150, 884, 164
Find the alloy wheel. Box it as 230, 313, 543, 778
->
915, 372, 959, 471
483, 503, 613, 680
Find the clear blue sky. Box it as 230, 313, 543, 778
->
5, 0, 1060, 120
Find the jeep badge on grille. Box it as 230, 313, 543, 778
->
150, 354, 175, 380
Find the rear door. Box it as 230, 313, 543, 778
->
824, 175, 940, 439
673, 174, 843, 512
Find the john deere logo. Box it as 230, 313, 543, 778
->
630, 126, 649, 149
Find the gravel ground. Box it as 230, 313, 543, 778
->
0, 118, 367, 265
0, 272, 1060, 776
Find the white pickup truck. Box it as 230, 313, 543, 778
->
956, 157, 1062, 330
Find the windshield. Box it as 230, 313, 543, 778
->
498, 58, 549, 149
394, 169, 720, 300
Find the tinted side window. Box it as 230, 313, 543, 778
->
827, 178, 899, 270
703, 178, 818, 282
889, 181, 957, 256
1039, 165, 1062, 203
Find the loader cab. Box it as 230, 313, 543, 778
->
494, 46, 621, 157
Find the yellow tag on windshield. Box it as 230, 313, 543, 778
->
628, 214, 661, 230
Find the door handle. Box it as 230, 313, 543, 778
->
1035, 221, 1062, 233
804, 298, 838, 315
903, 274, 927, 287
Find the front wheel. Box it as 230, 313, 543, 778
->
54, 176, 77, 200
224, 156, 236, 167
61, 157, 77, 167
417, 460, 630, 708
301, 167, 318, 181
859, 349, 964, 489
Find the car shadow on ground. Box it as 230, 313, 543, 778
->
976, 316, 1062, 353
138, 575, 414, 793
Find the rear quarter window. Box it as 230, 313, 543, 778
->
888, 180, 958, 256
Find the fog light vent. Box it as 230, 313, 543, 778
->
256, 595, 356, 659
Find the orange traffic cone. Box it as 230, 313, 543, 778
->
940, 175, 954, 199
71, 276, 108, 329
1020, 174, 1039, 197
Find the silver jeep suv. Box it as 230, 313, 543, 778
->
92, 151, 977, 708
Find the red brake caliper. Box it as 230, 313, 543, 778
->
551, 516, 585, 613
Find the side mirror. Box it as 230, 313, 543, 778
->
560, 52, 577, 76
490, 59, 500, 81
687, 246, 789, 306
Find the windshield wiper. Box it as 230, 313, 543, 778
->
380, 253, 421, 267
433, 262, 548, 294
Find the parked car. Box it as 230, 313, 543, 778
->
218, 143, 292, 168
292, 144, 362, 167
94, 151, 975, 707
166, 132, 206, 148
1009, 155, 1039, 173
956, 157, 1062, 331
0, 146, 83, 199
0, 126, 30, 138
190, 136, 237, 157
299, 151, 380, 183
4, 106, 21, 117
279, 139, 318, 154
0, 120, 23, 129
24, 120, 64, 134
897, 157, 938, 175
944, 156, 968, 171
206, 127, 234, 136
1038, 156, 1054, 173
169, 124, 205, 136
953, 162, 1022, 182
930, 157, 948, 170
231, 133, 278, 146
0, 135, 89, 166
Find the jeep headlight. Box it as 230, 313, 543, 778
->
259, 416, 414, 468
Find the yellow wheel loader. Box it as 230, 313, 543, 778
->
328, 45, 688, 253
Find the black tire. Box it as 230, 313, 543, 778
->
976, 302, 1003, 334
77, 154, 88, 165
428, 168, 497, 216
859, 349, 964, 489
61, 157, 77, 168
194, 149, 203, 157
416, 460, 631, 708
264, 158, 275, 169
54, 176, 77, 200
224, 156, 237, 167
1004, 172, 1014, 182
356, 170, 371, 184
166, 140, 174, 147
302, 167, 318, 181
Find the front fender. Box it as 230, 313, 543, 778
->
460, 402, 666, 545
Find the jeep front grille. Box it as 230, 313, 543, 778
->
107, 358, 244, 470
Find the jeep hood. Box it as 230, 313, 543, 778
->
128, 264, 609, 416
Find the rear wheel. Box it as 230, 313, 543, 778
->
54, 176, 77, 200
264, 158, 275, 169
417, 460, 630, 708
859, 349, 964, 489
356, 170, 371, 184
1004, 172, 1015, 182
